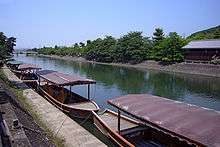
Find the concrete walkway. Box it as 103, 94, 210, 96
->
2, 66, 106, 147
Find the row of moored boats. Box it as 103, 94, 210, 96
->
6, 60, 214, 147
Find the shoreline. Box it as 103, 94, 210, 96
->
37, 54, 220, 78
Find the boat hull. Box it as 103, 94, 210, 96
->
39, 86, 99, 119
93, 110, 137, 147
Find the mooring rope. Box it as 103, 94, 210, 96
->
54, 115, 68, 137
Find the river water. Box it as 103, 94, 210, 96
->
14, 54, 220, 111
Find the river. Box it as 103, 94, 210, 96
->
14, 54, 220, 111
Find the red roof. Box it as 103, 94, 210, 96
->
37, 70, 96, 86
108, 94, 220, 147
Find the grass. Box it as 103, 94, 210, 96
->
0, 68, 65, 147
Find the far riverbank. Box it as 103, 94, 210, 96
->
36, 54, 220, 78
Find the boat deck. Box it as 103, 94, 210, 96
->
68, 101, 98, 110
99, 111, 138, 132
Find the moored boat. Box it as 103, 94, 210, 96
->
93, 110, 189, 147
93, 94, 220, 147
94, 94, 220, 147
6, 60, 23, 72
17, 63, 41, 80
7, 62, 41, 88
36, 70, 99, 118
93, 110, 139, 147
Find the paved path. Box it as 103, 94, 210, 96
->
2, 66, 106, 147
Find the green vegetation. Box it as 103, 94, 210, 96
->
37, 28, 186, 64
35, 25, 220, 63
0, 32, 16, 62
0, 69, 65, 147
187, 25, 220, 41
154, 32, 186, 62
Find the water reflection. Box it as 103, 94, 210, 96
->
14, 54, 220, 111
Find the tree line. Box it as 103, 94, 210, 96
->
37, 28, 187, 63
0, 32, 16, 61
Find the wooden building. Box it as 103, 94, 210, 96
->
182, 39, 220, 62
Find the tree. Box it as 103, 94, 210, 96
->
159, 32, 186, 62
114, 32, 146, 63
86, 40, 91, 45
73, 43, 79, 48
79, 42, 85, 48
36, 28, 187, 64
86, 36, 117, 62
152, 28, 165, 44
0, 32, 7, 46
213, 31, 220, 39
97, 36, 116, 62
86, 38, 103, 61
150, 28, 165, 60
6, 37, 16, 52
143, 37, 153, 60
0, 32, 16, 61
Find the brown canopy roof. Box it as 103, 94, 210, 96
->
182, 39, 220, 50
18, 64, 41, 70
108, 94, 220, 147
37, 70, 96, 86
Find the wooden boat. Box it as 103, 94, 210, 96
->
93, 110, 177, 147
93, 110, 140, 147
17, 64, 41, 80
8, 63, 41, 88
94, 94, 220, 147
6, 60, 23, 72
36, 70, 99, 119
92, 94, 204, 147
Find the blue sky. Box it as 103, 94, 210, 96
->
1, 0, 220, 49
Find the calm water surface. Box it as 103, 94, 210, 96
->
14, 54, 220, 111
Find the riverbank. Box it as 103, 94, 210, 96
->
1, 66, 107, 147
38, 54, 220, 78
0, 69, 57, 147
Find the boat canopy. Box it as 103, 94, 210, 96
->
7, 60, 23, 65
18, 64, 41, 70
108, 94, 220, 147
37, 70, 96, 86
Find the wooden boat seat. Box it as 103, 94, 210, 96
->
99, 111, 138, 132
68, 101, 98, 110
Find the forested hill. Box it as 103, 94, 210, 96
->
187, 25, 220, 41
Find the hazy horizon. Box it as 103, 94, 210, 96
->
1, 0, 220, 49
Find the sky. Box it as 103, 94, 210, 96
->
0, 0, 220, 49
